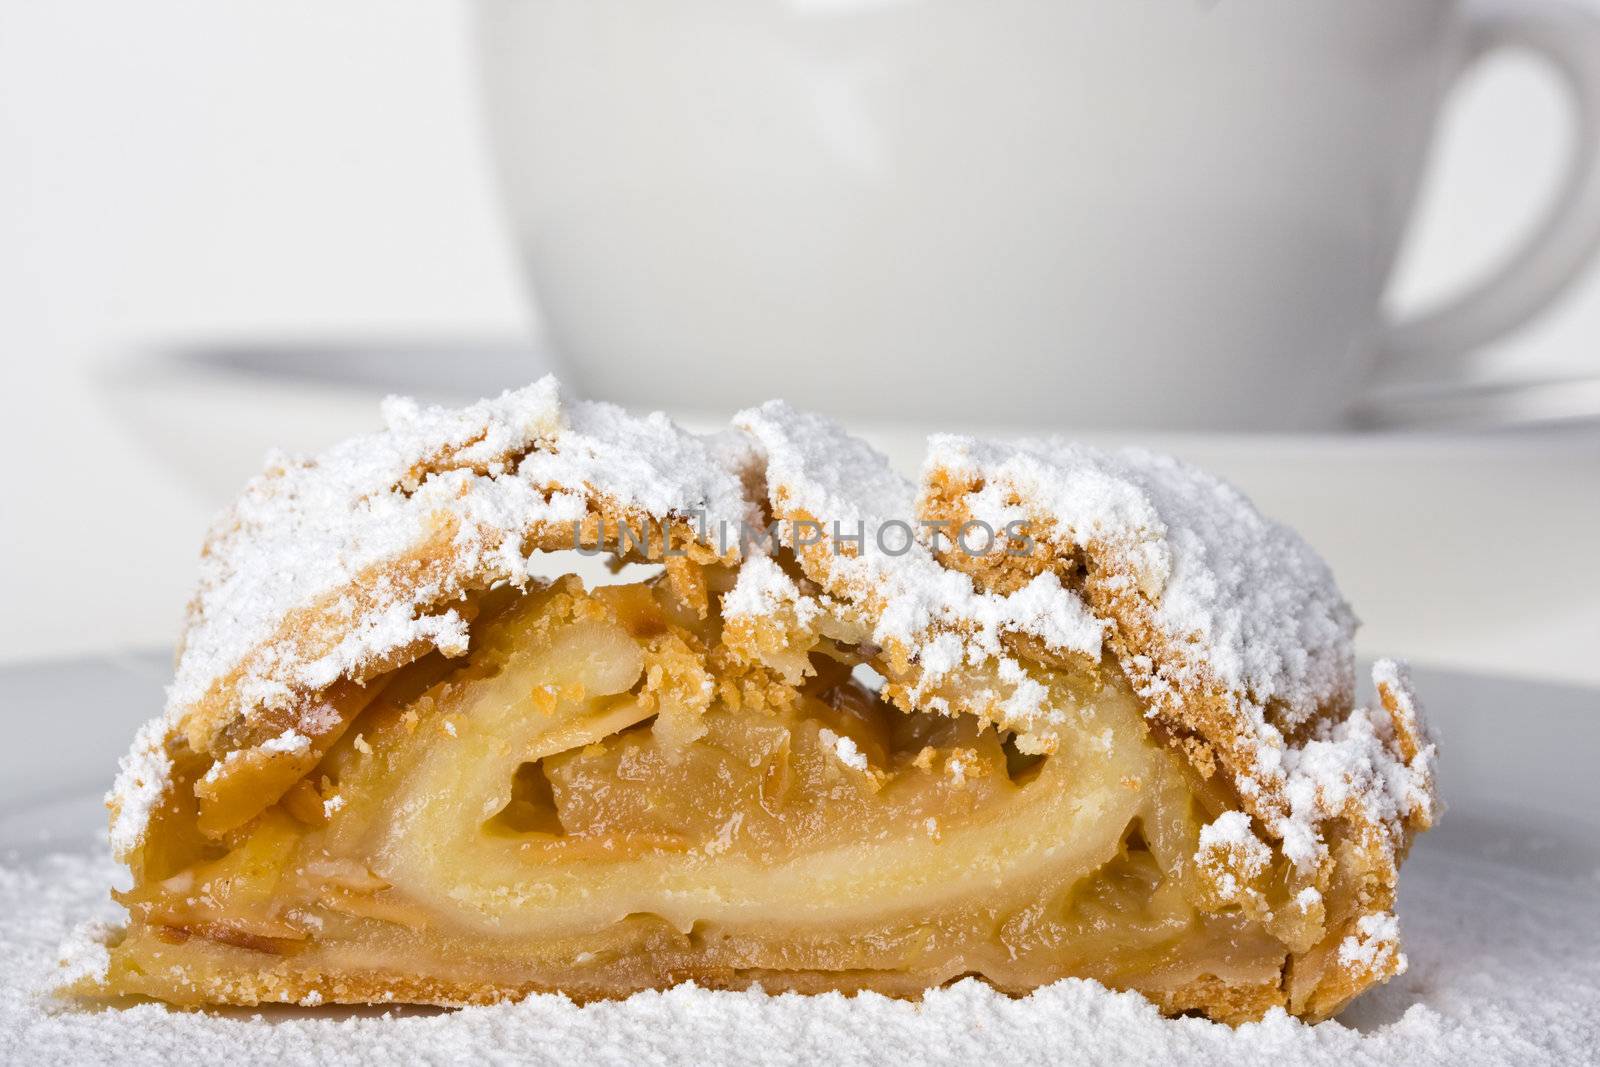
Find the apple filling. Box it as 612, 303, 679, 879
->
101, 562, 1326, 1021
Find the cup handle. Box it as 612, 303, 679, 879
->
1379, 0, 1600, 368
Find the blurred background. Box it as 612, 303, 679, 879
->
3, 0, 1599, 686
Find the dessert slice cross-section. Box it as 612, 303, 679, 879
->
72, 378, 1437, 1025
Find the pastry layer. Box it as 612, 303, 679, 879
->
87, 379, 1438, 1024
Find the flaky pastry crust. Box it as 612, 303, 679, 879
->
89, 378, 1436, 1024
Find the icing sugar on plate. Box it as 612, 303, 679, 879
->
5, 839, 1596, 1066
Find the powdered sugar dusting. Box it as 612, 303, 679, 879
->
1275, 663, 1437, 870
104, 719, 171, 858
258, 729, 311, 756
722, 556, 818, 628
819, 729, 870, 772
170, 379, 565, 716
170, 378, 750, 718
1339, 912, 1405, 974
112, 379, 752, 857
1195, 811, 1273, 902
926, 434, 1356, 729
54, 920, 111, 988
1197, 811, 1271, 869
735, 401, 1105, 730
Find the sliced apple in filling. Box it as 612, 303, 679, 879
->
95, 558, 1349, 1024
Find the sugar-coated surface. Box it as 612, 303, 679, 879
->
927, 434, 1358, 730
721, 556, 819, 626
171, 378, 753, 716
733, 403, 1356, 731
8, 846, 1596, 1066
105, 719, 171, 857
735, 401, 1107, 694
735, 399, 1430, 873
113, 380, 754, 857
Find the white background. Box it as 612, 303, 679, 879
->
3, 0, 1600, 683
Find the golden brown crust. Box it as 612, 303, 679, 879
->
72, 966, 1296, 1024
95, 383, 1437, 1026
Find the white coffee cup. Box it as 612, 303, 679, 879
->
477, 0, 1600, 430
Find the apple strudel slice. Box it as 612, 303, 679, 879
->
72, 378, 1436, 1025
